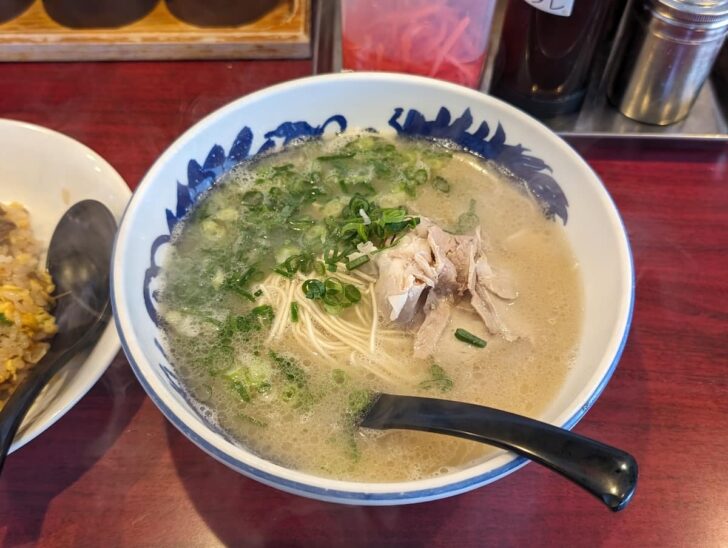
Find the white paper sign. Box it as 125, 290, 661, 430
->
523, 0, 575, 17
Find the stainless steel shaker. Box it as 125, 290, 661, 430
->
607, 0, 728, 125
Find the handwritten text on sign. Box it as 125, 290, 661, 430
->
523, 0, 574, 17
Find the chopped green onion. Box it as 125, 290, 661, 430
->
239, 413, 267, 427
300, 277, 362, 314
298, 255, 314, 275
346, 255, 370, 270
454, 328, 487, 348
344, 284, 361, 304
332, 369, 347, 384
223, 267, 260, 300
349, 195, 370, 214
413, 169, 428, 184
418, 363, 454, 392
254, 289, 263, 297
234, 288, 255, 303
347, 389, 374, 420
283, 254, 301, 273
274, 267, 294, 279
322, 302, 342, 315
231, 379, 251, 402
322, 293, 342, 311
272, 163, 295, 174
242, 190, 264, 206
290, 301, 299, 323
324, 277, 343, 296
269, 351, 308, 386
402, 181, 417, 197
432, 176, 450, 193
0, 312, 12, 326
456, 199, 479, 233
252, 305, 274, 321
314, 261, 326, 276
317, 151, 356, 161
302, 279, 326, 300
351, 181, 376, 196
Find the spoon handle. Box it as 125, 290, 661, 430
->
0, 347, 70, 470
361, 394, 638, 511
0, 315, 106, 472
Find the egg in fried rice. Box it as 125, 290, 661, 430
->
0, 203, 57, 407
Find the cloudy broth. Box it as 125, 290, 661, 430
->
159, 134, 582, 482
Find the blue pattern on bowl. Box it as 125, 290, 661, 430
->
389, 107, 568, 224
142, 115, 347, 327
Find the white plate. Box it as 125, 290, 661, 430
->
0, 118, 131, 453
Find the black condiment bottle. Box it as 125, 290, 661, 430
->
711, 42, 728, 119
165, 0, 280, 27
490, 0, 620, 118
43, 0, 159, 28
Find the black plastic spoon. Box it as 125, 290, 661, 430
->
360, 393, 638, 511
0, 200, 116, 472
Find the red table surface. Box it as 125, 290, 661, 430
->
0, 60, 727, 548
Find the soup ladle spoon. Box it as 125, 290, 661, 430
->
359, 393, 638, 511
0, 200, 116, 473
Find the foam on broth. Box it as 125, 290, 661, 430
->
159, 134, 583, 482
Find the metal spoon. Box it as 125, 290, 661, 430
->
360, 393, 638, 511
0, 199, 116, 472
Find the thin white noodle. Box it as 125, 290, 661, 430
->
268, 279, 296, 341
258, 284, 275, 304
321, 270, 368, 286
354, 300, 369, 324
304, 313, 349, 352
291, 325, 319, 357
349, 352, 415, 385
259, 271, 417, 385
321, 308, 374, 336
349, 269, 377, 283
311, 314, 372, 352
291, 323, 348, 355
303, 311, 333, 361
302, 297, 400, 372
295, 318, 350, 352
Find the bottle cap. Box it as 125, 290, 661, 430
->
653, 0, 728, 28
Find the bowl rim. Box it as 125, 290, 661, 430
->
112, 72, 635, 504
0, 117, 130, 453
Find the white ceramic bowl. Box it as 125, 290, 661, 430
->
112, 73, 634, 505
0, 119, 130, 453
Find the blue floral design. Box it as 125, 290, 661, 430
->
389, 107, 569, 224
165, 114, 348, 234
144, 115, 347, 326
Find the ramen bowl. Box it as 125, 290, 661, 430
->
112, 73, 634, 505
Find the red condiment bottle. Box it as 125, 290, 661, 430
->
341, 0, 497, 89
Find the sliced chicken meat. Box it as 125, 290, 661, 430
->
413, 293, 453, 359
473, 254, 518, 300
425, 224, 460, 294
373, 231, 434, 324
373, 216, 518, 356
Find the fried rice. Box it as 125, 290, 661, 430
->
0, 203, 57, 407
